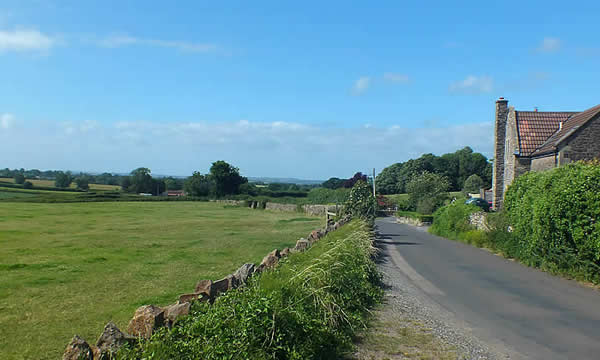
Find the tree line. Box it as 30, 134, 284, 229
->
374, 147, 491, 194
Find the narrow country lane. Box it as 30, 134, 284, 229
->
375, 217, 600, 360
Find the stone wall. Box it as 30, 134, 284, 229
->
469, 211, 490, 232
560, 114, 600, 162
502, 108, 519, 195
302, 204, 338, 216
492, 99, 510, 210
531, 154, 556, 172
62, 214, 353, 360
264, 202, 298, 212
396, 216, 429, 227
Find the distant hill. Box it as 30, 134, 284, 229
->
248, 177, 324, 185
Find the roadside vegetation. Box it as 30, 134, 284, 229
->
0, 202, 322, 360
430, 161, 600, 284
118, 220, 382, 360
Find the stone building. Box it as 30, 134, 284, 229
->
492, 98, 600, 209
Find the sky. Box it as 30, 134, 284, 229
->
1, 1, 599, 179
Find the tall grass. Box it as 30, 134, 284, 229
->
118, 221, 383, 359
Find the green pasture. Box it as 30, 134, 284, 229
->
0, 202, 321, 360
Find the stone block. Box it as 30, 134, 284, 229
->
96, 322, 135, 359
194, 279, 212, 296
163, 302, 191, 326
179, 292, 210, 304
63, 335, 93, 360
127, 305, 165, 339
294, 238, 310, 252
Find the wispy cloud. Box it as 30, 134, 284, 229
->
0, 29, 56, 53
536, 37, 561, 53
383, 72, 410, 84
100, 34, 217, 53
352, 76, 371, 95
449, 75, 493, 94
0, 113, 15, 129
0, 117, 493, 178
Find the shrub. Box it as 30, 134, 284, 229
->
429, 202, 480, 239
22, 181, 33, 189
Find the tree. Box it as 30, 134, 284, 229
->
322, 177, 345, 189
74, 176, 90, 191
121, 176, 131, 192
342, 180, 377, 221
406, 172, 450, 214
129, 167, 154, 193
184, 172, 214, 197
55, 171, 73, 188
14, 173, 25, 184
209, 161, 247, 197
463, 174, 485, 194
343, 172, 368, 188
375, 163, 403, 194
23, 181, 33, 189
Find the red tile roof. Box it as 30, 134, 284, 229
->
532, 104, 600, 156
515, 111, 576, 156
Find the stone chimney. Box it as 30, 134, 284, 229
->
492, 97, 509, 210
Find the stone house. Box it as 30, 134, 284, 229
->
492, 98, 600, 209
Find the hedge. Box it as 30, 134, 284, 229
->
504, 161, 600, 282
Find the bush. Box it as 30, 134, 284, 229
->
307, 187, 349, 204
118, 221, 382, 359
504, 161, 600, 282
14, 173, 25, 184
429, 202, 480, 239
23, 181, 33, 189
406, 172, 450, 214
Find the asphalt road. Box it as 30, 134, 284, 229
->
375, 217, 600, 360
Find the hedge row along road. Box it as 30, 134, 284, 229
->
375, 217, 600, 360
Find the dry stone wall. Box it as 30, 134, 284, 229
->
62, 214, 353, 360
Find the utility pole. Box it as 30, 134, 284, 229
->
372, 168, 376, 197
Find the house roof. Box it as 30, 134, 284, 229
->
532, 104, 600, 156
515, 111, 576, 156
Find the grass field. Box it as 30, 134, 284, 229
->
0, 177, 121, 191
0, 202, 322, 360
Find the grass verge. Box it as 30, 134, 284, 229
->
118, 220, 383, 359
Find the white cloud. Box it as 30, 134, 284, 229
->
0, 118, 493, 178
383, 72, 410, 83
0, 29, 55, 53
0, 113, 15, 129
449, 75, 493, 94
352, 76, 371, 95
100, 34, 217, 53
536, 37, 561, 53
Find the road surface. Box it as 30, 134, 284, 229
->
375, 217, 600, 360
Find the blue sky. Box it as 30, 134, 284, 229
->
1, 1, 599, 179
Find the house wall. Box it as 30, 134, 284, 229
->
492, 100, 510, 209
502, 109, 520, 194
559, 114, 600, 162
531, 155, 556, 171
